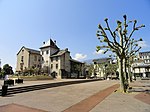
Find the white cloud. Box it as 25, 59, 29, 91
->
138, 41, 148, 48
94, 50, 104, 55
73, 53, 87, 60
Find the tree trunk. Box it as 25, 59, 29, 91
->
123, 58, 128, 81
128, 66, 132, 83
118, 57, 126, 92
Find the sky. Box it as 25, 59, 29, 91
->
0, 0, 150, 70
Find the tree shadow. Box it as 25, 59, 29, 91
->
1, 94, 15, 97
128, 87, 150, 93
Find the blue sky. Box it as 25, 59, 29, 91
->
0, 0, 150, 70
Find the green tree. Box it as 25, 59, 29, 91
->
96, 15, 145, 92
88, 64, 94, 77
95, 61, 118, 79
3, 64, 14, 75
105, 63, 118, 79
95, 63, 107, 79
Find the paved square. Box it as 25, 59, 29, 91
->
0, 103, 47, 112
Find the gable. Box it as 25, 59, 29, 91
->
17, 46, 27, 55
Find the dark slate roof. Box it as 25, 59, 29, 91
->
133, 64, 150, 68
50, 50, 66, 57
39, 39, 59, 49
70, 59, 84, 64
139, 51, 150, 54
25, 47, 40, 54
17, 46, 40, 55
93, 58, 112, 64
140, 51, 150, 53
50, 49, 70, 57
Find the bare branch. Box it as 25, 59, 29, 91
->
105, 19, 122, 48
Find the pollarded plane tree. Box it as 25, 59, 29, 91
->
96, 15, 145, 92
125, 37, 143, 83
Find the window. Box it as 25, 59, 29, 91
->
94, 62, 97, 64
38, 58, 40, 62
21, 56, 24, 62
46, 50, 49, 54
51, 64, 53, 69
42, 51, 44, 55
56, 57, 58, 61
34, 56, 37, 61
56, 64, 58, 69
22, 50, 24, 54
51, 57, 53, 62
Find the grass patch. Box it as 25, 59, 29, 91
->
9, 75, 53, 81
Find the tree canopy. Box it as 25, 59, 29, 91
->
2, 64, 14, 75
96, 15, 145, 92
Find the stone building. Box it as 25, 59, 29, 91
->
16, 46, 41, 73
16, 39, 85, 79
39, 39, 59, 75
50, 48, 71, 79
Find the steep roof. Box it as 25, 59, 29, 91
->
25, 47, 40, 54
139, 51, 150, 54
70, 59, 84, 64
17, 46, 40, 55
50, 48, 70, 57
93, 58, 112, 64
39, 39, 59, 49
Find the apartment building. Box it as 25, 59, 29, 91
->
139, 51, 150, 64
132, 51, 150, 78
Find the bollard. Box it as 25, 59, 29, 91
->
1, 85, 8, 96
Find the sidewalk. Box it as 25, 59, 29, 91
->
63, 84, 119, 112
0, 79, 88, 88
90, 80, 150, 112
0, 80, 149, 112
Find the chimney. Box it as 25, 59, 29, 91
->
54, 40, 56, 45
65, 48, 68, 51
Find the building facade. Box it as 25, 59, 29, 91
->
93, 58, 114, 78
139, 51, 150, 64
16, 39, 85, 79
132, 51, 150, 78
16, 46, 41, 72
50, 48, 71, 79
